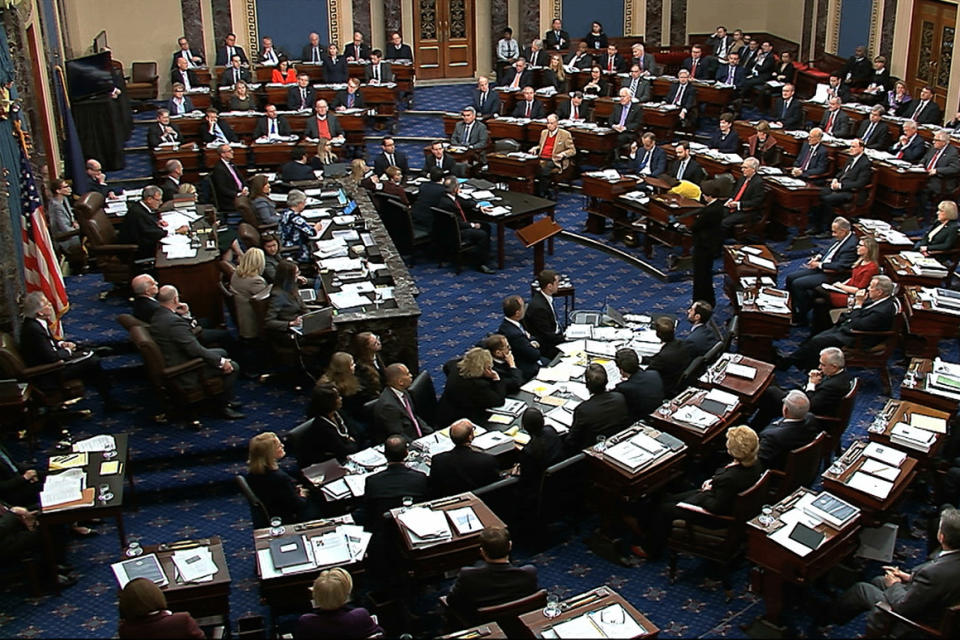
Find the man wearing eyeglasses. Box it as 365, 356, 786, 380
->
120, 185, 188, 259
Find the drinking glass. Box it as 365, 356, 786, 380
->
543, 590, 562, 618
758, 504, 775, 527
270, 517, 285, 537
98, 483, 114, 503
595, 435, 607, 452
125, 541, 143, 558
402, 496, 414, 509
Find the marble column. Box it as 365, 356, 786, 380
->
816, 0, 829, 58
670, 0, 686, 45
520, 1, 540, 46
802, 0, 815, 61
353, 0, 371, 41
646, 0, 662, 46
211, 0, 233, 51
181, 0, 205, 58
880, 0, 897, 60
384, 0, 402, 37
492, 0, 508, 48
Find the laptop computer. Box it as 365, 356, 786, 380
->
604, 306, 627, 327
324, 163, 350, 178
299, 306, 334, 335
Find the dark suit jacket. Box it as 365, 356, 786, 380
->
301, 44, 325, 64
159, 177, 181, 202
436, 358, 507, 427
883, 549, 960, 628
363, 61, 394, 83
133, 295, 162, 323
447, 561, 539, 624
620, 76, 652, 102
492, 359, 523, 396
170, 49, 204, 69
632, 53, 657, 75
890, 135, 927, 164
429, 445, 499, 497
544, 29, 570, 50
373, 387, 432, 442
614, 370, 664, 422
729, 175, 766, 213
599, 53, 626, 73
120, 201, 165, 259
825, 296, 897, 348
685, 324, 718, 358
834, 154, 873, 195
118, 611, 204, 640
793, 142, 830, 178
343, 43, 370, 61
424, 153, 456, 175
523, 48, 546, 68
331, 89, 365, 110
385, 43, 414, 60
19, 317, 70, 367
253, 115, 292, 138
498, 319, 541, 381
564, 51, 594, 70
472, 89, 501, 116
218, 66, 251, 87
919, 219, 959, 252
665, 82, 697, 110
684, 461, 763, 515
555, 100, 591, 121
502, 68, 532, 88
280, 161, 317, 183
772, 61, 797, 84
714, 63, 745, 87
709, 130, 741, 153
922, 145, 960, 193
643, 340, 691, 397
512, 99, 545, 119
146, 122, 181, 149
215, 46, 247, 66
841, 56, 873, 86
693, 198, 726, 255
322, 56, 349, 83
170, 68, 199, 89
820, 108, 852, 138
149, 307, 224, 388
907, 100, 943, 125
524, 290, 563, 357
451, 120, 489, 149
518, 426, 563, 487
745, 52, 775, 79
820, 232, 859, 272
200, 119, 238, 144
0, 444, 35, 506
609, 102, 643, 132
682, 56, 716, 80
807, 369, 852, 417
304, 114, 345, 139
747, 134, 781, 166
568, 391, 630, 452
167, 95, 195, 116
287, 85, 317, 111
373, 151, 410, 176
245, 469, 303, 523
411, 180, 446, 233
771, 97, 804, 130
364, 464, 429, 523
211, 159, 246, 208
634, 145, 667, 175
856, 118, 891, 150
758, 415, 819, 471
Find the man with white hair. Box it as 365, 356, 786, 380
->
918, 130, 960, 220
159, 159, 184, 202
750, 347, 852, 430
428, 419, 499, 497
758, 390, 818, 470
889, 119, 925, 164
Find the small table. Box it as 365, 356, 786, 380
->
901, 286, 960, 358
734, 287, 792, 362
884, 254, 946, 288
518, 586, 659, 639
649, 386, 741, 452
723, 244, 779, 281
762, 178, 821, 235
900, 358, 960, 413
821, 440, 919, 526
854, 222, 914, 257
584, 423, 688, 500
486, 152, 539, 193
697, 353, 775, 409
869, 398, 949, 464
472, 190, 557, 270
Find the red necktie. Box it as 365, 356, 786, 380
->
826, 112, 836, 133
608, 57, 614, 72
732, 177, 750, 202
573, 105, 579, 120
453, 197, 466, 221
801, 146, 814, 170
525, 101, 531, 118
691, 60, 698, 77
927, 148, 944, 171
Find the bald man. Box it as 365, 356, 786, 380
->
372, 363, 433, 442
428, 420, 500, 497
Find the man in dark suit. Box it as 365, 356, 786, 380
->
840, 46, 873, 87
363, 435, 428, 523
543, 18, 569, 50
825, 73, 852, 103
815, 138, 873, 232
364, 49, 394, 84
200, 109, 239, 144
681, 44, 715, 80
707, 26, 733, 58
621, 64, 652, 102
411, 167, 446, 235
446, 526, 538, 625
280, 147, 317, 182
664, 69, 698, 129
0, 442, 40, 506
150, 286, 242, 418
214, 33, 247, 66
758, 391, 818, 470
784, 275, 897, 370
323, 44, 349, 83
721, 157, 766, 234
524, 270, 564, 360
614, 348, 664, 422
218, 55, 251, 87
692, 180, 727, 306
424, 140, 456, 175
906, 86, 943, 125
472, 76, 501, 116
252, 104, 292, 139
632, 132, 668, 176
304, 99, 345, 139
119, 186, 171, 259
567, 364, 630, 453
683, 301, 718, 358
131, 274, 162, 322
741, 41, 776, 94
919, 130, 960, 219
385, 31, 413, 60
159, 159, 184, 202
835, 507, 960, 635
786, 216, 858, 324
669, 141, 706, 185
373, 363, 432, 442
451, 107, 489, 150
502, 58, 532, 89
889, 119, 927, 164
599, 44, 626, 73
511, 86, 545, 119
429, 421, 499, 497
630, 43, 657, 76
522, 39, 545, 68
171, 36, 204, 69
332, 77, 365, 111
771, 83, 804, 129
790, 128, 830, 181
643, 317, 692, 398
498, 295, 542, 381
344, 31, 371, 61
210, 144, 248, 210
555, 91, 591, 122
436, 177, 494, 273
171, 56, 199, 91
714, 51, 745, 88
258, 36, 285, 65
146, 109, 181, 148
301, 32, 324, 64
287, 73, 316, 111
372, 137, 409, 177
820, 97, 852, 137
482, 334, 524, 396
565, 42, 593, 70
857, 105, 892, 149
750, 346, 852, 430
610, 87, 644, 147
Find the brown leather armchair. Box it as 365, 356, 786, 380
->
769, 431, 828, 500
79, 208, 140, 286
814, 377, 860, 462
440, 589, 547, 637
871, 601, 960, 639
126, 62, 159, 100
74, 192, 105, 223
0, 331, 86, 415
236, 196, 277, 233
668, 470, 773, 598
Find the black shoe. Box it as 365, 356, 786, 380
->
477, 264, 495, 274
105, 401, 134, 413
219, 406, 246, 420
56, 574, 77, 588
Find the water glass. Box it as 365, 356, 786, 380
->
270, 517, 285, 537
595, 435, 607, 452
402, 496, 414, 509
98, 483, 114, 503
125, 541, 143, 558
757, 504, 775, 527
543, 591, 562, 618
904, 370, 917, 388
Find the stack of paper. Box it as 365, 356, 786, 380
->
471, 431, 513, 452
672, 405, 719, 430
348, 448, 388, 468
860, 458, 901, 482
488, 398, 528, 416
72, 434, 116, 452
910, 413, 947, 434
39, 468, 85, 509
310, 531, 353, 567
862, 442, 907, 467
544, 406, 573, 434
604, 440, 654, 472
847, 471, 894, 500
890, 423, 936, 452
397, 507, 453, 547
111, 553, 168, 587
447, 506, 483, 535
171, 546, 218, 582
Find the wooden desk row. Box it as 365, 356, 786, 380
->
179, 61, 413, 93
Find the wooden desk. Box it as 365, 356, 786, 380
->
640, 105, 680, 140
653, 77, 733, 115
649, 386, 741, 452
518, 586, 659, 639
361, 84, 399, 117
697, 353, 775, 408
220, 113, 259, 137
442, 112, 460, 137
762, 178, 821, 231
723, 244, 779, 280
473, 190, 557, 269
438, 622, 507, 639
131, 537, 231, 622
853, 222, 914, 257
202, 145, 249, 170
821, 441, 919, 525
486, 152, 539, 193
584, 423, 688, 500
495, 88, 521, 116
644, 193, 701, 257
735, 288, 792, 361
191, 68, 211, 86
883, 254, 945, 288
184, 90, 211, 110
152, 143, 202, 181
486, 118, 529, 143
169, 115, 204, 140
155, 214, 223, 326
900, 358, 960, 413
747, 488, 861, 624
874, 163, 929, 213
389, 492, 505, 578
901, 286, 960, 358
582, 174, 639, 234
869, 398, 949, 464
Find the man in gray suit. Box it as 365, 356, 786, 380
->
451, 107, 489, 150
149, 286, 243, 419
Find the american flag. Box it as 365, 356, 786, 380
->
19, 145, 69, 339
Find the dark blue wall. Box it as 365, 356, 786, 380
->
563, 0, 625, 39
256, 0, 330, 58
837, 0, 871, 57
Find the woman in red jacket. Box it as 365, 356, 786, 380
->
810, 236, 880, 333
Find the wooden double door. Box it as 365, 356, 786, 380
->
412, 0, 476, 79
906, 0, 957, 108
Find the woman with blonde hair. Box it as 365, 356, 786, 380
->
294, 568, 382, 639
543, 54, 567, 92
230, 247, 270, 338
312, 137, 338, 167
435, 347, 507, 426
320, 351, 374, 427
245, 431, 308, 523
118, 577, 204, 638
228, 80, 257, 111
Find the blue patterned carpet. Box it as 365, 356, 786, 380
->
0, 83, 946, 638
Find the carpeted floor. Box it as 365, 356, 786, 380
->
0, 82, 947, 638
